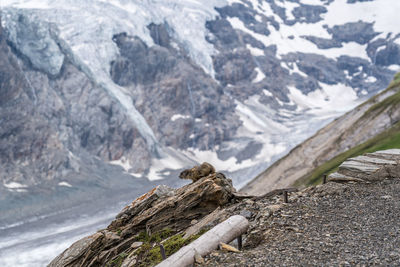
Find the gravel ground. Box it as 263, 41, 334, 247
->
203, 179, 400, 266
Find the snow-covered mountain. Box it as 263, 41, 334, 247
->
1, 0, 400, 229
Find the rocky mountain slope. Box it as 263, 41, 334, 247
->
244, 73, 400, 194
1, 0, 400, 230
205, 150, 400, 266
50, 150, 400, 266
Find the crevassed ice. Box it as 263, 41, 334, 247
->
1, 0, 228, 155
1, 0, 227, 75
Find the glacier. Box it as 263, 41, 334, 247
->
1, 0, 228, 75
1, 0, 229, 156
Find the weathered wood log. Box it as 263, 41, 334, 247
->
155, 215, 249, 267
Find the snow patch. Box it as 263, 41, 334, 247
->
3, 182, 28, 189
171, 114, 191, 121
288, 83, 360, 116
110, 157, 132, 172
254, 14, 262, 22
365, 76, 377, 83
276, 98, 285, 106
287, 62, 308, 78
109, 157, 143, 178
252, 67, 266, 83
323, 0, 400, 35
388, 65, 400, 72
281, 1, 299, 21
235, 99, 267, 132
246, 44, 264, 56
147, 148, 187, 181
129, 173, 142, 178
58, 182, 72, 187
263, 89, 273, 97
226, 0, 400, 62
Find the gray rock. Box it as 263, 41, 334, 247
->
48, 232, 104, 267
239, 209, 253, 219
147, 23, 171, 48
373, 149, 400, 155
375, 42, 400, 66
194, 251, 205, 264
206, 18, 240, 49
302, 36, 342, 49
5, 11, 64, 76
350, 155, 396, 165
216, 3, 271, 35
292, 4, 327, 23
115, 185, 175, 221
340, 160, 382, 174
130, 241, 143, 249
327, 21, 379, 45
332, 149, 400, 182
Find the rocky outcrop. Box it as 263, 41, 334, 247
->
49, 166, 237, 267
329, 149, 400, 182
109, 28, 241, 151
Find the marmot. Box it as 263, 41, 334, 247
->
179, 162, 216, 182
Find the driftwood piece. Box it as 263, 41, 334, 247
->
155, 215, 249, 267
219, 242, 240, 253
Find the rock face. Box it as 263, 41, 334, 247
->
49, 166, 236, 267
329, 149, 400, 182
0, 15, 158, 226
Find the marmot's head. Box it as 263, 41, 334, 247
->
179, 169, 192, 180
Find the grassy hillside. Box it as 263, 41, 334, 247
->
294, 73, 400, 187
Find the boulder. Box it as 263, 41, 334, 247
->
48, 233, 104, 267
329, 149, 400, 182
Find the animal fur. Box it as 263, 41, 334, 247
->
179, 162, 216, 182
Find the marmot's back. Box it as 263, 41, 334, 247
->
179, 162, 215, 182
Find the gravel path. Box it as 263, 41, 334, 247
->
203, 179, 400, 266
